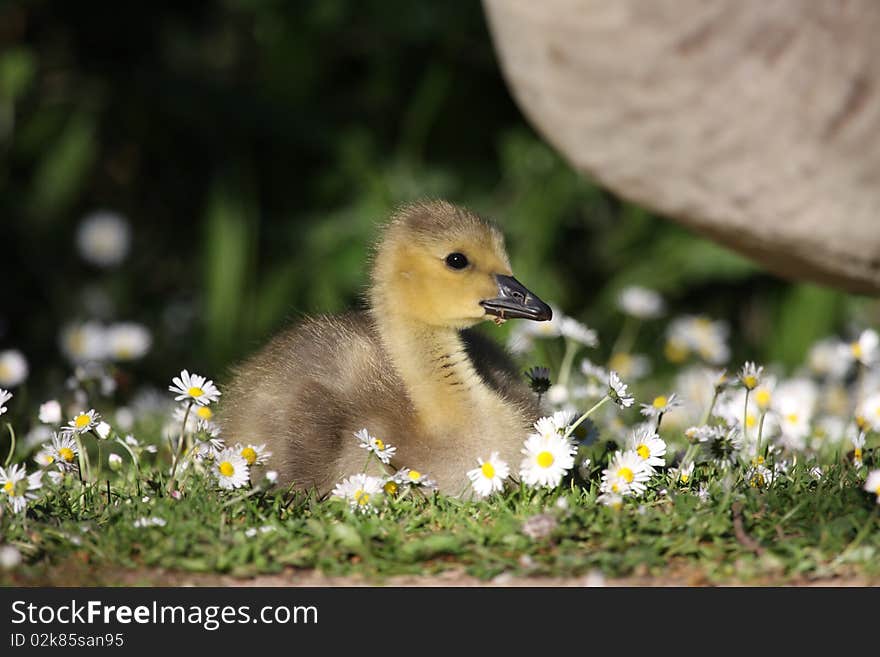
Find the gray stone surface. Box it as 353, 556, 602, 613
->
484, 0, 880, 294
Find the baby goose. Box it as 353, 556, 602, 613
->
219, 200, 552, 495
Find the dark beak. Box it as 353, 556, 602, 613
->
480, 275, 553, 322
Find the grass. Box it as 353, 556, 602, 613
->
2, 448, 878, 586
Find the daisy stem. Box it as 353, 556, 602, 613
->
3, 422, 15, 468
756, 412, 767, 459
114, 436, 140, 482
74, 434, 90, 483
655, 412, 665, 432
611, 315, 640, 357
563, 395, 611, 441
699, 389, 720, 427
743, 388, 751, 446
168, 401, 193, 491
557, 338, 578, 388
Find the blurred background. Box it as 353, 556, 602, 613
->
1, 0, 877, 401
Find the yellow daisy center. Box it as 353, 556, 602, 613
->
536, 451, 554, 468
664, 340, 688, 363
746, 414, 757, 428
855, 415, 868, 430
218, 461, 234, 477
58, 447, 75, 462
754, 389, 771, 409
354, 490, 370, 505
680, 474, 689, 484
743, 375, 758, 389
851, 342, 863, 359
196, 406, 213, 420
875, 484, 880, 496
481, 462, 496, 479
652, 396, 667, 410
617, 467, 634, 483
786, 413, 799, 424
752, 455, 765, 466
609, 352, 632, 372
188, 386, 204, 398
383, 481, 398, 495
373, 438, 385, 450
115, 346, 133, 359
240, 447, 257, 465
408, 470, 421, 481
3, 481, 12, 494
611, 482, 620, 493
74, 414, 91, 429
854, 448, 863, 459
636, 444, 650, 460
0, 363, 8, 379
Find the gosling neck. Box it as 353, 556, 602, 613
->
370, 306, 489, 429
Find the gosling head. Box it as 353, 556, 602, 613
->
370, 200, 552, 329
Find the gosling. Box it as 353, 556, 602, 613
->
219, 200, 552, 495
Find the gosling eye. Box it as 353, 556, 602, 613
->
444, 252, 469, 270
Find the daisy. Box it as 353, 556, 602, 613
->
0, 545, 22, 569
846, 329, 879, 367
772, 385, 814, 450
48, 433, 79, 470
600, 450, 651, 496
106, 322, 152, 361
59, 321, 108, 364
331, 473, 384, 514
808, 338, 850, 380
467, 452, 510, 498
597, 492, 624, 509
0, 463, 43, 513
701, 427, 744, 467
852, 431, 866, 468
627, 425, 667, 469
666, 315, 730, 365
856, 391, 880, 432
212, 448, 249, 490
66, 409, 101, 435
169, 370, 221, 406
236, 443, 271, 466
738, 362, 763, 390
617, 285, 665, 319
0, 350, 28, 387
639, 393, 682, 418
524, 366, 551, 395
608, 371, 635, 408
124, 434, 158, 455
672, 461, 695, 485
580, 358, 609, 382
392, 467, 437, 491
519, 432, 576, 488
0, 389, 11, 416
133, 516, 167, 528
533, 410, 576, 439
747, 464, 774, 489
607, 352, 651, 381
354, 428, 396, 464
95, 421, 112, 440
39, 400, 62, 424
864, 470, 880, 504
559, 317, 598, 347
76, 210, 130, 267
34, 447, 55, 468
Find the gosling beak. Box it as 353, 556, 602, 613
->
480, 274, 553, 322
